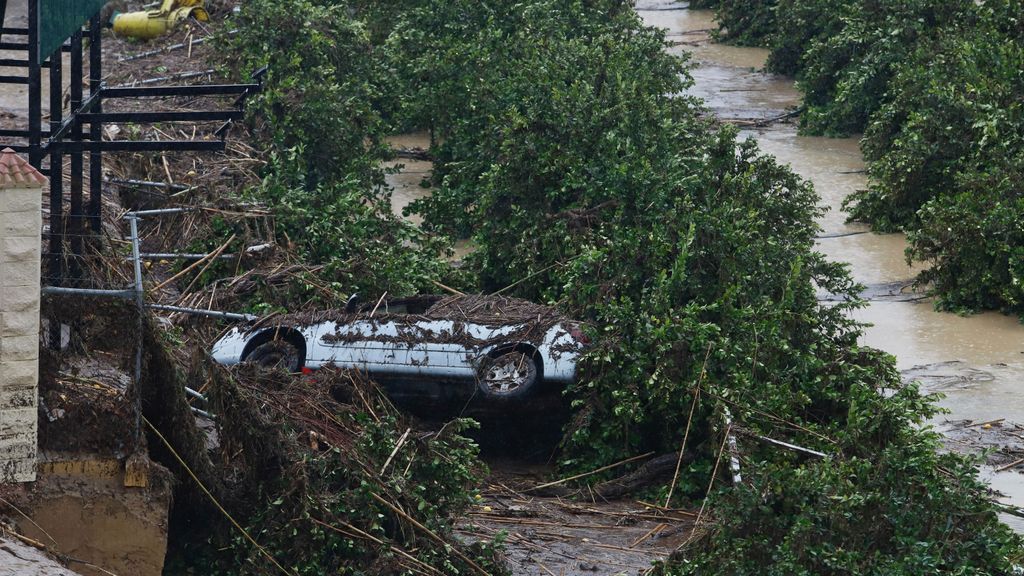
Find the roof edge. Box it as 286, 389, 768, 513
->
0, 148, 48, 190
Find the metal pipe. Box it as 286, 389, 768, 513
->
27, 0, 39, 167
118, 36, 208, 62
146, 304, 257, 322
103, 83, 257, 98
184, 387, 207, 403
114, 69, 216, 88
106, 178, 190, 191
48, 42, 63, 289
129, 215, 144, 388
138, 252, 236, 260
69, 30, 84, 277
126, 207, 194, 217
40, 287, 135, 298
750, 434, 829, 459
129, 216, 144, 302
723, 407, 742, 485
51, 140, 225, 153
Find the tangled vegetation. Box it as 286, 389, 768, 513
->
186, 0, 1024, 573
206, 365, 501, 575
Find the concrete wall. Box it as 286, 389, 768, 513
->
0, 160, 44, 483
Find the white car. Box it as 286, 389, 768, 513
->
211, 295, 590, 401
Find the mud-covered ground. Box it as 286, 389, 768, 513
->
458, 463, 693, 576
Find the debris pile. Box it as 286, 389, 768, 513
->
176, 362, 507, 574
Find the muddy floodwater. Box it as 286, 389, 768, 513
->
637, 0, 1024, 526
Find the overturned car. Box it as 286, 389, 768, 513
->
211, 295, 590, 404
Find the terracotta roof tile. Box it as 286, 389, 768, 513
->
0, 148, 47, 189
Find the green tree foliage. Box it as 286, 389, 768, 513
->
372, 0, 1023, 572
690, 0, 778, 47
781, 0, 974, 135
218, 0, 1024, 572
849, 1, 1024, 316
668, 419, 1023, 575
700, 0, 1024, 315
223, 0, 451, 297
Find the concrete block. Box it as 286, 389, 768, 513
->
0, 455, 35, 483
0, 209, 41, 237
0, 285, 39, 314
0, 309, 39, 338
0, 334, 37, 362
0, 360, 37, 388
2, 189, 44, 214
0, 261, 41, 288
0, 406, 37, 433
1, 236, 41, 264
0, 441, 35, 460
0, 385, 36, 410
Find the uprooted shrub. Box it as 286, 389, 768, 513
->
127, 313, 497, 574
662, 411, 1024, 575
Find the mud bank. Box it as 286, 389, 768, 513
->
15, 453, 171, 576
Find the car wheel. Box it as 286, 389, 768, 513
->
245, 340, 301, 372
478, 351, 539, 400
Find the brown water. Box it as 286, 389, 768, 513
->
384, 132, 474, 259
384, 132, 434, 227
637, 0, 1024, 522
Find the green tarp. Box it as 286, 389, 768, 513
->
38, 0, 107, 63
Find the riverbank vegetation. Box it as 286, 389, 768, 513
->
697, 0, 1024, 317
192, 0, 1024, 573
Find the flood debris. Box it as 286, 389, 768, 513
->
186, 362, 506, 574
459, 464, 694, 576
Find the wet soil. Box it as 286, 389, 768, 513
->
458, 463, 693, 576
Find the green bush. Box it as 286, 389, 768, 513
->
692, 0, 778, 47
668, 414, 1023, 575
909, 148, 1024, 315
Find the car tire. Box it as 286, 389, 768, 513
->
478, 351, 539, 400
245, 340, 302, 372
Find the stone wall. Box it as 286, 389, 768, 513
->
0, 148, 46, 482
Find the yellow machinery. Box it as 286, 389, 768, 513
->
110, 0, 208, 40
